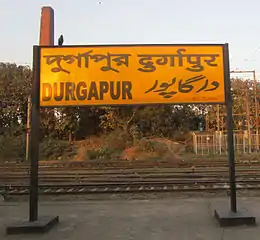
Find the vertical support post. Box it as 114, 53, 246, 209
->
217, 105, 220, 132
205, 115, 209, 131
243, 131, 246, 154
29, 6, 54, 222
224, 43, 237, 213
224, 132, 227, 154
207, 135, 210, 154
233, 133, 236, 153
219, 131, 222, 154
201, 136, 204, 156
253, 70, 259, 151
29, 46, 41, 222
245, 86, 252, 153
193, 132, 198, 154
26, 97, 31, 162
213, 133, 216, 154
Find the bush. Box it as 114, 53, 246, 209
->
103, 129, 132, 151
137, 139, 168, 154
137, 139, 156, 152
172, 130, 191, 142
86, 147, 114, 160
0, 133, 26, 161
39, 139, 74, 160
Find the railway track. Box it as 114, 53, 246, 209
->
2, 180, 260, 195
0, 158, 259, 170
1, 159, 260, 196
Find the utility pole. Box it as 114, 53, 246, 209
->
217, 104, 220, 132
26, 96, 31, 162
205, 115, 209, 131
253, 70, 259, 151
245, 84, 252, 153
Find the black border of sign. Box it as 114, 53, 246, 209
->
38, 43, 226, 107
39, 43, 225, 48
28, 43, 237, 224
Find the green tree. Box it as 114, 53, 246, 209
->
206, 78, 256, 132
0, 63, 32, 129
54, 107, 79, 142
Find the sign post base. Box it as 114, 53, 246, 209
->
214, 208, 255, 227
6, 216, 59, 235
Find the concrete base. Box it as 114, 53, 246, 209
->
6, 216, 59, 234
214, 208, 256, 227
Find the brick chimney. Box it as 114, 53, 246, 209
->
39, 7, 54, 45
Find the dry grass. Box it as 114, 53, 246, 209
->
3, 128, 259, 163
121, 137, 185, 163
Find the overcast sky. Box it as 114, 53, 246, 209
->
1, 0, 260, 78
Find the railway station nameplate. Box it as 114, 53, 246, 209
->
39, 44, 225, 107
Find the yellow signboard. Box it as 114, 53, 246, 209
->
39, 44, 226, 107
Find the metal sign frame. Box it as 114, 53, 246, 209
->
29, 43, 237, 222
